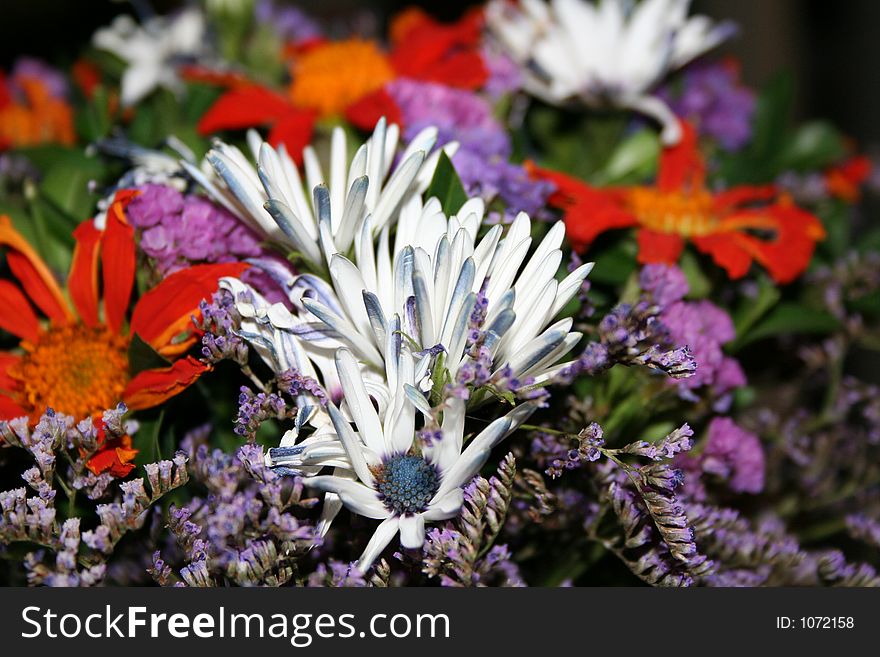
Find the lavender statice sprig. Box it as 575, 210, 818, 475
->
556, 301, 697, 384
421, 454, 525, 587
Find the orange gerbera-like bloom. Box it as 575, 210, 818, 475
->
288, 38, 395, 117
196, 8, 488, 159
531, 122, 826, 284
0, 191, 247, 474
0, 72, 74, 149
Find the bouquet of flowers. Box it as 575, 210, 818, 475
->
1, 0, 878, 588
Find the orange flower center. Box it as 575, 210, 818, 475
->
288, 39, 394, 116
9, 324, 130, 420
627, 188, 717, 237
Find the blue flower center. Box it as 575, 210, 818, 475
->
373, 455, 440, 515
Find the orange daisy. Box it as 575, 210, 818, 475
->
0, 191, 247, 474
531, 122, 826, 284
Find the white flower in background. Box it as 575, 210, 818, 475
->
485, 0, 736, 143
185, 118, 455, 268
284, 347, 537, 572
297, 195, 593, 389
93, 8, 207, 106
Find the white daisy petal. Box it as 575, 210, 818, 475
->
398, 514, 427, 549
356, 516, 400, 573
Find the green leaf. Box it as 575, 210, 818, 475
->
736, 302, 841, 348
778, 121, 845, 172
128, 333, 171, 378
749, 73, 793, 164
425, 151, 468, 215
599, 128, 660, 185
587, 238, 638, 286
730, 276, 781, 351
39, 150, 104, 220
679, 250, 711, 299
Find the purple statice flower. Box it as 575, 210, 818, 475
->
481, 46, 522, 99
657, 59, 756, 151
126, 184, 292, 303
661, 300, 745, 394
255, 0, 322, 45
847, 514, 880, 550
199, 289, 248, 365
307, 561, 369, 587
277, 368, 328, 407
10, 56, 68, 99
452, 150, 556, 222
234, 387, 291, 439
386, 78, 510, 160
700, 417, 765, 494
639, 263, 689, 309
640, 264, 746, 401
535, 423, 605, 479
558, 300, 697, 382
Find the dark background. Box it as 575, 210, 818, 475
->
3, 1, 880, 156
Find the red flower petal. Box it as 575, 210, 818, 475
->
0, 280, 40, 342
527, 164, 637, 252
691, 232, 755, 279
389, 9, 488, 89
0, 393, 27, 422
657, 121, 704, 193
0, 215, 71, 323
101, 193, 137, 333
636, 229, 686, 264
123, 356, 208, 411
267, 109, 318, 164
345, 88, 403, 132
68, 219, 103, 328
86, 434, 138, 477
129, 262, 250, 356
0, 353, 21, 393
198, 85, 294, 135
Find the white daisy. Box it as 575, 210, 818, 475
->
485, 0, 735, 143
287, 346, 538, 572
184, 118, 455, 268
296, 194, 593, 391
93, 8, 207, 107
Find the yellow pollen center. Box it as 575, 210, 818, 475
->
10, 324, 130, 420
288, 39, 395, 117
627, 188, 717, 237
